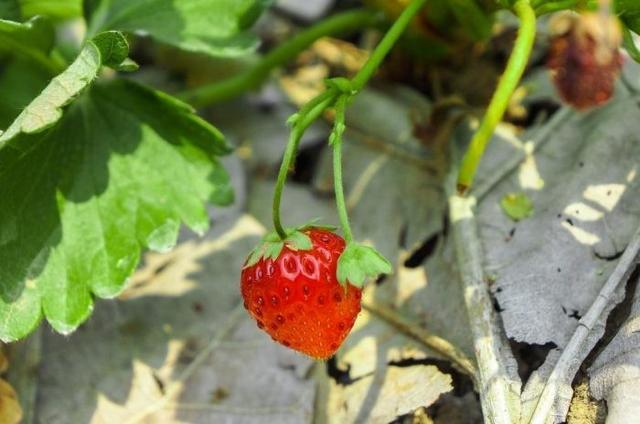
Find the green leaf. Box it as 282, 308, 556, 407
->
298, 219, 337, 232
244, 225, 321, 267
337, 243, 392, 288
447, 0, 492, 41
85, 0, 271, 58
0, 1, 20, 20
20, 0, 83, 20
0, 31, 133, 148
91, 30, 131, 68
114, 57, 139, 72
264, 241, 284, 261
0, 58, 50, 128
624, 27, 640, 63
500, 192, 534, 221
0, 16, 55, 71
284, 230, 312, 251
616, 0, 640, 34
0, 78, 232, 341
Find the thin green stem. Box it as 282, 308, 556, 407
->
351, 0, 427, 91
272, 0, 426, 238
331, 96, 353, 243
272, 91, 337, 239
456, 0, 536, 194
179, 9, 381, 107
328, 0, 427, 242
272, 130, 301, 239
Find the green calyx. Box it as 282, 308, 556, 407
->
337, 243, 392, 288
244, 221, 336, 268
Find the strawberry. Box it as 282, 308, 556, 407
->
547, 12, 623, 110
241, 228, 362, 359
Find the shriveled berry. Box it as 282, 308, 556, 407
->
241, 229, 362, 359
547, 12, 623, 110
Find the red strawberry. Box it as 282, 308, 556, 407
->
241, 229, 362, 359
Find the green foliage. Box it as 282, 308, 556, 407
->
623, 27, 640, 63
84, 0, 271, 57
0, 78, 232, 341
500, 192, 534, 221
448, 0, 492, 41
0, 0, 272, 340
244, 224, 324, 268
0, 16, 53, 56
0, 0, 20, 20
616, 0, 640, 34
337, 243, 392, 288
20, 0, 83, 20
0, 59, 50, 127
0, 32, 131, 147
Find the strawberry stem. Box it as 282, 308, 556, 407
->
178, 9, 382, 107
351, 0, 428, 91
456, 0, 536, 194
272, 91, 336, 239
273, 0, 429, 239
331, 96, 353, 243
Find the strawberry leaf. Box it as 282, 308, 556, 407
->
500, 192, 534, 221
617, 0, 640, 35
0, 78, 231, 342
84, 0, 271, 58
244, 224, 322, 267
297, 218, 337, 232
91, 31, 137, 70
0, 16, 54, 68
284, 230, 312, 251
264, 240, 285, 261
21, 0, 83, 20
0, 31, 134, 149
0, 1, 20, 20
337, 243, 392, 288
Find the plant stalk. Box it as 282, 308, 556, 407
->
449, 194, 521, 424
350, 0, 427, 92
272, 91, 336, 239
457, 0, 536, 194
179, 9, 381, 107
331, 96, 354, 243
271, 0, 428, 239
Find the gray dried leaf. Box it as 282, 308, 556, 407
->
589, 274, 640, 424
477, 97, 640, 347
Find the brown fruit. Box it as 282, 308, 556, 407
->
547, 11, 623, 110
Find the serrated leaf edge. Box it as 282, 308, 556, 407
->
243, 222, 334, 268
337, 243, 392, 288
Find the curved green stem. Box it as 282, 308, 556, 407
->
351, 0, 427, 91
271, 0, 427, 238
272, 130, 301, 239
329, 0, 428, 241
179, 9, 381, 107
331, 96, 353, 243
456, 0, 536, 194
272, 91, 337, 239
